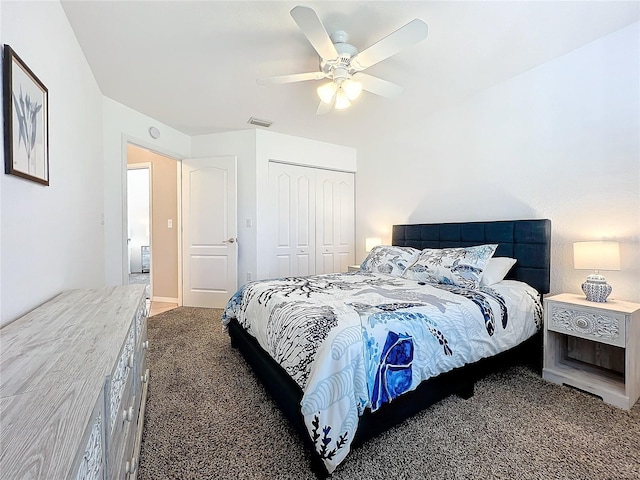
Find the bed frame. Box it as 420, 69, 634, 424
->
227, 219, 551, 476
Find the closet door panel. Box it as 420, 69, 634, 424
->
269, 163, 315, 277
319, 179, 334, 247
315, 170, 355, 274
337, 179, 354, 248
296, 175, 313, 252
275, 172, 291, 251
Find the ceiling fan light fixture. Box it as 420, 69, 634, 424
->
342, 79, 362, 101
334, 88, 351, 110
317, 82, 337, 104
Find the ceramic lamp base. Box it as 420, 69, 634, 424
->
582, 274, 612, 303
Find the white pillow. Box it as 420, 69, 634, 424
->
404, 244, 497, 289
480, 257, 517, 286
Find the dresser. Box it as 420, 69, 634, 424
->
0, 285, 149, 479
543, 293, 640, 410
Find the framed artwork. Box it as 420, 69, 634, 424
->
3, 45, 49, 185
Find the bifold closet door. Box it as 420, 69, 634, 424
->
315, 170, 355, 274
269, 162, 316, 277
268, 162, 355, 277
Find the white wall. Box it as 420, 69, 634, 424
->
102, 98, 190, 287
356, 22, 640, 302
0, 1, 104, 325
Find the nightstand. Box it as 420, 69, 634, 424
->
543, 293, 640, 410
347, 265, 360, 272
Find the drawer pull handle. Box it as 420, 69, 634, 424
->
127, 354, 135, 368
576, 318, 588, 329
126, 458, 137, 474
143, 340, 149, 350
122, 406, 134, 422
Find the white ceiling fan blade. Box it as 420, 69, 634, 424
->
353, 73, 403, 98
316, 99, 333, 115
257, 71, 326, 85
290, 5, 338, 60
351, 19, 429, 71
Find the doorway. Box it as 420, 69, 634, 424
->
126, 144, 180, 315
127, 164, 152, 300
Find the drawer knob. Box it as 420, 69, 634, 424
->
576, 318, 588, 329
141, 369, 149, 384
122, 406, 134, 422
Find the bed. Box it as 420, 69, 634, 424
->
223, 219, 551, 476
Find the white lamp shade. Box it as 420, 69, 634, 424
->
342, 79, 362, 101
334, 89, 351, 110
573, 241, 620, 271
365, 237, 382, 252
317, 82, 337, 104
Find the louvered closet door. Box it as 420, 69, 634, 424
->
269, 162, 316, 277
315, 170, 355, 274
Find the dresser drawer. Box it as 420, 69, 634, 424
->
134, 299, 147, 343
134, 348, 148, 415
108, 371, 136, 477
73, 390, 106, 480
106, 321, 136, 474
111, 419, 135, 480
547, 302, 626, 347
107, 322, 136, 429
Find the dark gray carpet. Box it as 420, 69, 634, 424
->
138, 307, 640, 480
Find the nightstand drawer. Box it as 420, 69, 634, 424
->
547, 303, 626, 347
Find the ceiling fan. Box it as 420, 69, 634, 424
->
257, 5, 429, 114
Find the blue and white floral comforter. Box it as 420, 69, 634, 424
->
222, 272, 542, 473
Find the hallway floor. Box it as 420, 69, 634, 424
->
148, 301, 178, 317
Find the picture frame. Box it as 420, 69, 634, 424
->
3, 45, 49, 185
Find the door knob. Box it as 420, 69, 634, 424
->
223, 238, 236, 244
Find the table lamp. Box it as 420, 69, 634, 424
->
573, 241, 620, 302
365, 237, 382, 252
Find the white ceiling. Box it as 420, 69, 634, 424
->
61, 1, 639, 148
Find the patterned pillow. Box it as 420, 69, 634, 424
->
360, 245, 420, 277
403, 244, 498, 289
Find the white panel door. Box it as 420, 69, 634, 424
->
182, 156, 237, 307
315, 170, 355, 274
269, 162, 315, 278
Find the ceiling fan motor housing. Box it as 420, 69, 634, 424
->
321, 38, 359, 81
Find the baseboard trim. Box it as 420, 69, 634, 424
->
152, 296, 178, 303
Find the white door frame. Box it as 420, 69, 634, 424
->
122, 137, 184, 306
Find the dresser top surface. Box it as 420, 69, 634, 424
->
0, 285, 146, 478
0, 285, 146, 393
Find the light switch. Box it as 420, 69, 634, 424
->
167, 219, 173, 228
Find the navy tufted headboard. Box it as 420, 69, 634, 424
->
392, 219, 551, 294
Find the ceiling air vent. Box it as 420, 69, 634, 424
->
247, 117, 273, 128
